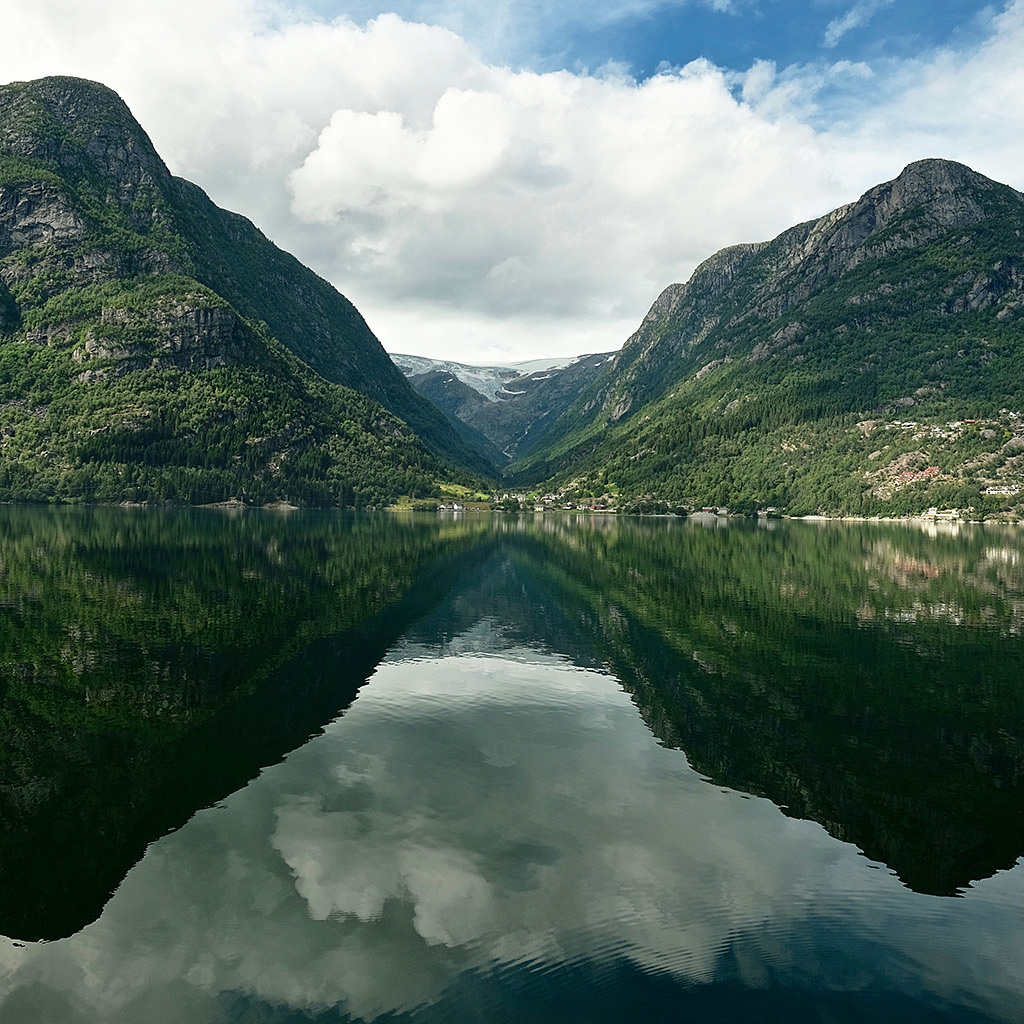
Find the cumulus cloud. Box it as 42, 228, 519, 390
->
1, 0, 1023, 361
287, 59, 839, 323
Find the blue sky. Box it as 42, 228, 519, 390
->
577, 1, 990, 74
590, 1, 992, 78
2, 0, 1020, 361
301, 0, 993, 77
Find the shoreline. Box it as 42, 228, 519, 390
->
3, 498, 1022, 525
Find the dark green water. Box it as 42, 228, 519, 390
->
0, 507, 1022, 1022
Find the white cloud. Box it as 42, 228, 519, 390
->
286, 57, 844, 352
824, 0, 895, 49
818, 0, 1024, 194
1, 1, 1023, 362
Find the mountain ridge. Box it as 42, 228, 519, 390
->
0, 75, 492, 504
506, 157, 1024, 515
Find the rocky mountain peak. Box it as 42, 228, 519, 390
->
0, 76, 171, 198
797, 158, 1021, 276
882, 157, 1008, 223
873, 158, 973, 229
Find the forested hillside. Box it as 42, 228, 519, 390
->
509, 159, 1024, 516
0, 76, 489, 505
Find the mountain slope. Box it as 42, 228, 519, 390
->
395, 350, 617, 459
0, 75, 491, 503
404, 368, 508, 466
512, 159, 1024, 515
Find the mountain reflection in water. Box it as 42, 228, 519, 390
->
0, 508, 1022, 1022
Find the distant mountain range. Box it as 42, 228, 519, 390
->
391, 353, 584, 403
0, 76, 489, 506
391, 351, 616, 461
3, 74, 1024, 516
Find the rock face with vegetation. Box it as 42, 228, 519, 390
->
509, 159, 1024, 516
5, 76, 1023, 516
0, 75, 489, 505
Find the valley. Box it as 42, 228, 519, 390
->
3, 77, 1024, 520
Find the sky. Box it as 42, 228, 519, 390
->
1, 0, 1021, 363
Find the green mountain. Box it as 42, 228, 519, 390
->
511, 159, 1024, 516
0, 75, 492, 505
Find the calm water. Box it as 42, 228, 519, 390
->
0, 507, 1022, 1022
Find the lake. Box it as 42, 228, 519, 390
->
0, 506, 1022, 1022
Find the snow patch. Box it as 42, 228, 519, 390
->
389, 351, 617, 402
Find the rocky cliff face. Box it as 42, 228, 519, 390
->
67, 300, 252, 380
600, 159, 1024, 421
0, 76, 491, 478
509, 159, 1024, 515
0, 180, 85, 247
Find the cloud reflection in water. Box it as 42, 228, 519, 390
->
0, 651, 1022, 1022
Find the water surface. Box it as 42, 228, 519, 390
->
0, 508, 1021, 1022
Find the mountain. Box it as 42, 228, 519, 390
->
6, 82, 1021, 516
0, 75, 491, 505
393, 350, 617, 459
510, 159, 1024, 517
392, 353, 578, 404
402, 368, 508, 466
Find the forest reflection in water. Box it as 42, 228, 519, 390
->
0, 507, 1022, 1022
